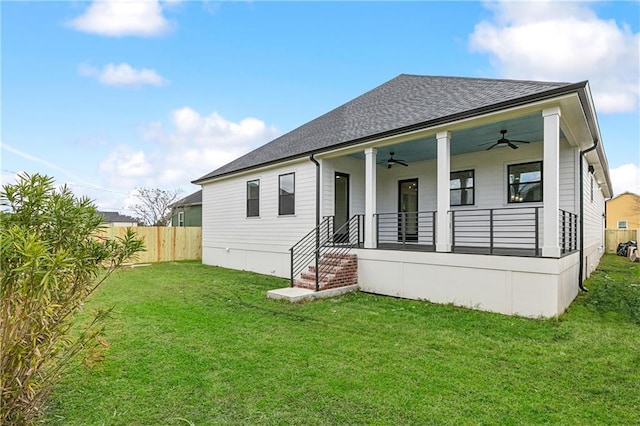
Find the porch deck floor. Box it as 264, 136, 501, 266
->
373, 244, 577, 258
377, 243, 435, 252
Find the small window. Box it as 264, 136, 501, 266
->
590, 175, 594, 203
450, 170, 474, 206
279, 173, 295, 215
618, 220, 628, 229
247, 180, 260, 217
177, 211, 184, 227
508, 161, 542, 203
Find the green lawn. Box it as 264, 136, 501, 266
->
46, 255, 640, 425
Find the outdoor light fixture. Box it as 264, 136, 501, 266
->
588, 165, 595, 174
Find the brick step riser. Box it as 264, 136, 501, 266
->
294, 254, 358, 291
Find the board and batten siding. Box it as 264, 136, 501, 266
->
581, 155, 606, 278
201, 159, 317, 278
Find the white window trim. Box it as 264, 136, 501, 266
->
177, 211, 185, 227
617, 220, 628, 229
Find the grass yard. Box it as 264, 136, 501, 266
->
46, 255, 640, 425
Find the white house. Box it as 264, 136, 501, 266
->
193, 74, 612, 318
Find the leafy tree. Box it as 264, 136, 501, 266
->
0, 173, 144, 424
129, 187, 182, 226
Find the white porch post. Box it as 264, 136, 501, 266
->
542, 107, 561, 258
364, 147, 377, 248
436, 131, 451, 252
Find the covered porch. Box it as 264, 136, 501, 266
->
317, 105, 581, 259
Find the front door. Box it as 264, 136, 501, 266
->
398, 179, 418, 242
334, 172, 350, 243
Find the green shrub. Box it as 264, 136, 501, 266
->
0, 173, 144, 424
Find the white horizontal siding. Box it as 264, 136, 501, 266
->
320, 140, 577, 231
201, 160, 317, 275
582, 155, 606, 277
321, 156, 366, 217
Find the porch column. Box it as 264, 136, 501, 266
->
436, 131, 451, 252
542, 107, 561, 258
364, 147, 377, 248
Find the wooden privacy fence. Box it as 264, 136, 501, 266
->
97, 226, 202, 263
605, 229, 639, 253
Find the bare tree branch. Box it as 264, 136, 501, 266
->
129, 188, 182, 226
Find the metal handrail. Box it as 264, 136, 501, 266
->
559, 209, 578, 254
289, 214, 364, 290
374, 211, 436, 248
451, 206, 542, 254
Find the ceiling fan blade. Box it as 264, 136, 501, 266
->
509, 139, 530, 144
387, 164, 392, 169
398, 161, 408, 166
507, 142, 519, 149
486, 143, 499, 150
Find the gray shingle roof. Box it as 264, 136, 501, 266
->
194, 74, 579, 183
170, 190, 202, 208
98, 211, 137, 224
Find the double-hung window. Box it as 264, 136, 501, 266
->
177, 211, 184, 227
279, 173, 295, 215
450, 170, 474, 206
508, 161, 542, 203
246, 180, 260, 217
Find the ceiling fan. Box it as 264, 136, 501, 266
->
383, 152, 408, 168
481, 130, 530, 150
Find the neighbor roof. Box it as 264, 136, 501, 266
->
194, 74, 584, 183
98, 211, 137, 223
170, 190, 202, 208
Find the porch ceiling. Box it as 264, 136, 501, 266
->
349, 113, 562, 163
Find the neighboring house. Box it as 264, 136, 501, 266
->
98, 211, 138, 227
606, 192, 640, 229
170, 190, 202, 227
193, 74, 612, 318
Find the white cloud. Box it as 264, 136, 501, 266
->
99, 145, 154, 188
610, 163, 640, 196
79, 63, 168, 87
68, 0, 172, 37
100, 108, 280, 190
469, 1, 640, 113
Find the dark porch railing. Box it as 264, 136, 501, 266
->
560, 209, 578, 254
289, 214, 364, 290
374, 211, 436, 249
451, 207, 542, 256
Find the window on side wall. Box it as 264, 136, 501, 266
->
177, 211, 184, 227
590, 175, 594, 203
618, 220, 628, 229
450, 170, 474, 206
279, 173, 295, 215
247, 179, 260, 217
508, 161, 542, 203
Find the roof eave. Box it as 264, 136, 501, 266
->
192, 81, 594, 185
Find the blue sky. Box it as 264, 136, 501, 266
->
2, 1, 639, 212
